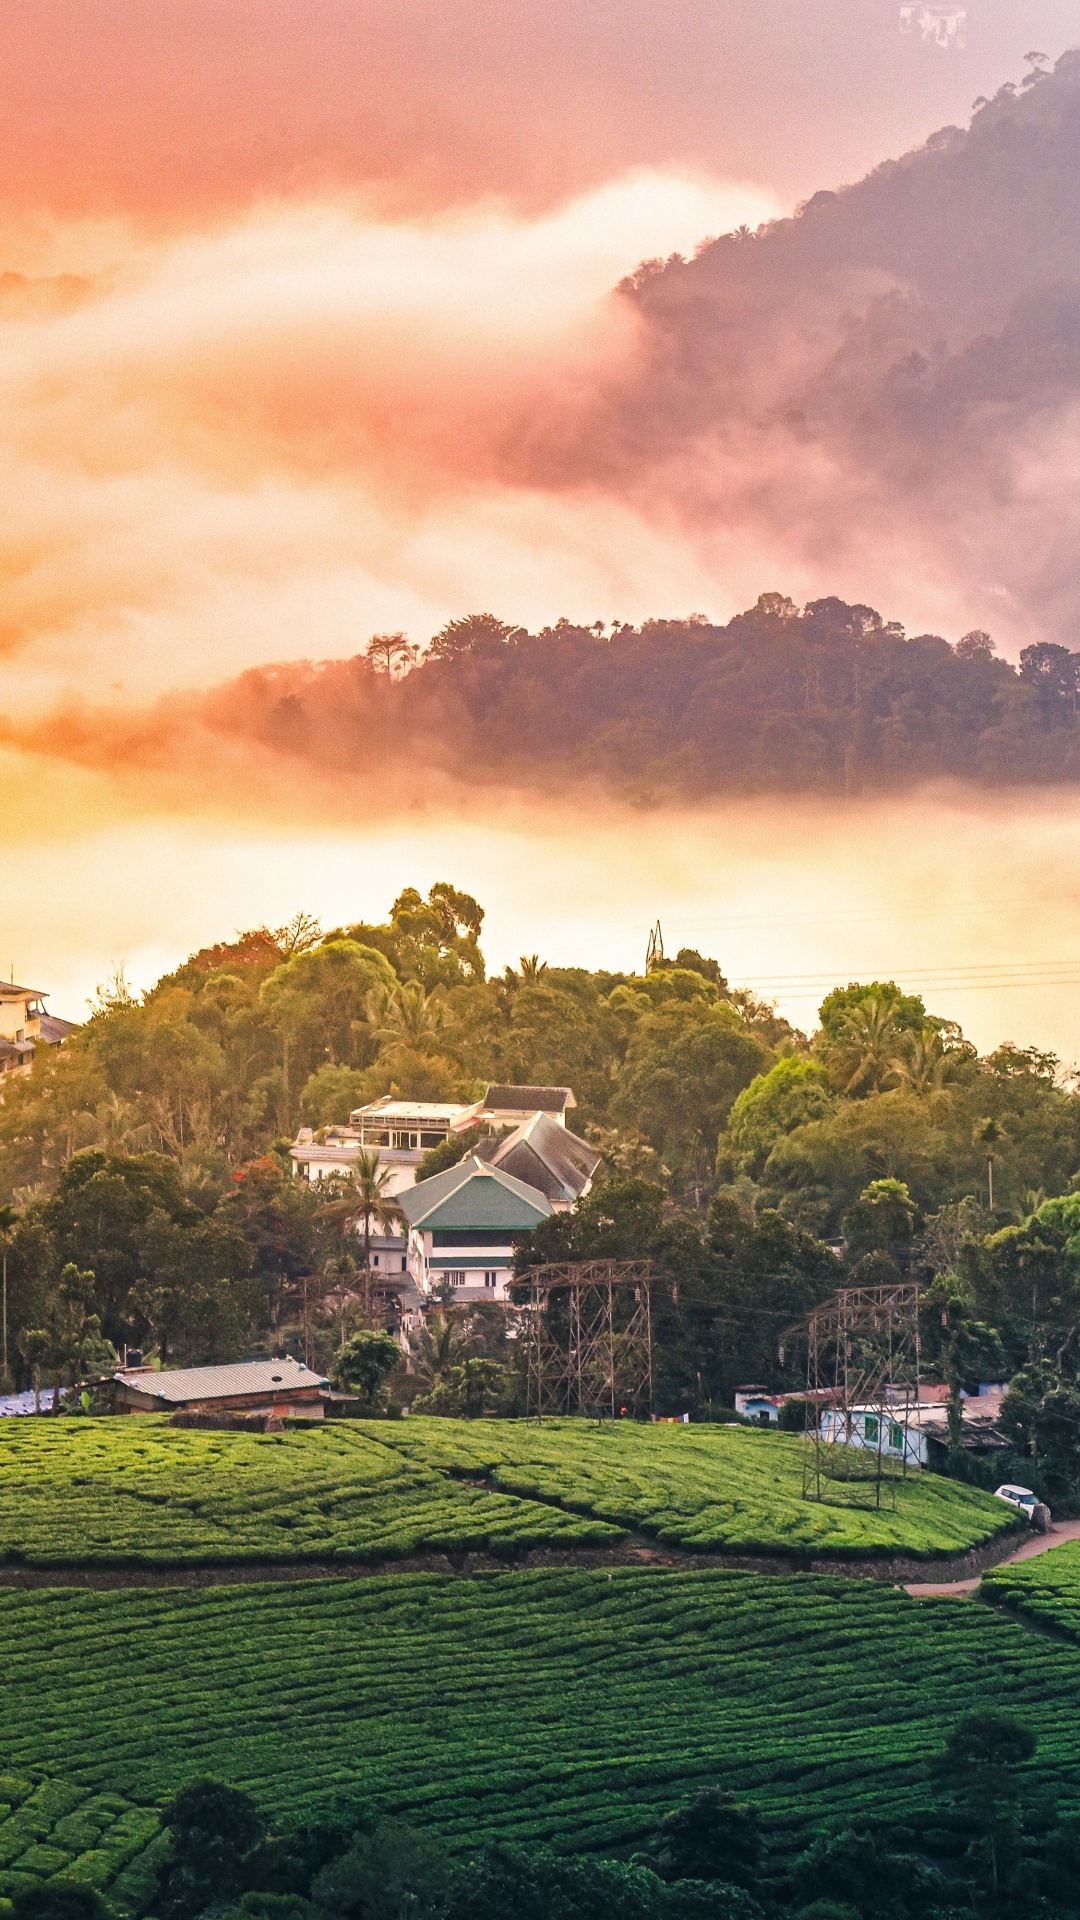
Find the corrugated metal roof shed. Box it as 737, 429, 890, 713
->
113, 1356, 328, 1403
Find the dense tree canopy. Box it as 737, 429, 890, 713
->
7, 880, 1080, 1462
200, 593, 1080, 801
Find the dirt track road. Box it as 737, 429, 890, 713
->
906, 1516, 1080, 1596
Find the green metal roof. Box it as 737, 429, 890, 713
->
400, 1157, 552, 1231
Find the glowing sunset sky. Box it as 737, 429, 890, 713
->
4, 0, 1080, 1054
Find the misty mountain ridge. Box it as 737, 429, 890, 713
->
526, 52, 1080, 644
152, 598, 1080, 801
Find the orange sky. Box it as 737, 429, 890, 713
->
5, 0, 1080, 1054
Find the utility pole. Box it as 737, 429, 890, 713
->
0, 1206, 15, 1388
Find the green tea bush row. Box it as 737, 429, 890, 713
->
0, 1775, 160, 1910
0, 1420, 620, 1568
984, 1538, 1080, 1635
372, 1418, 1014, 1558
1, 1568, 1079, 1870
0, 1414, 1013, 1570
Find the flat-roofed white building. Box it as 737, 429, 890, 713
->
290, 1097, 480, 1193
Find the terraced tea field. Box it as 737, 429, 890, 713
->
376, 1416, 1014, 1558
985, 1538, 1080, 1636
0, 1772, 161, 1912
0, 1569, 1078, 1869
0, 1419, 619, 1567
0, 1415, 1013, 1569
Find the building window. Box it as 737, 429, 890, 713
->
447, 1270, 467, 1286
863, 1414, 879, 1443
890, 1422, 904, 1452
401, 1257, 407, 1271
484, 1271, 498, 1288
373, 1255, 379, 1267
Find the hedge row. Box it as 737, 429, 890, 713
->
984, 1538, 1080, 1635
0, 1420, 621, 1567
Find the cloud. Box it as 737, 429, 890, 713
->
0, 173, 782, 710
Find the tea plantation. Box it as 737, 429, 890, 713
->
0, 1771, 161, 1912
1, 1569, 1079, 1873
984, 1538, 1080, 1636
0, 1419, 621, 1567
0, 1416, 1013, 1568
375, 1418, 1013, 1558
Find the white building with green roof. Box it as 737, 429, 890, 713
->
398, 1157, 553, 1302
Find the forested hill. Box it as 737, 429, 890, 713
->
595, 49, 1080, 645
198, 601, 1080, 797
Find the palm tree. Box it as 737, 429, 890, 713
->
973, 1117, 1005, 1211
410, 1312, 466, 1393
95, 1091, 153, 1153
830, 997, 903, 1096
1017, 1188, 1047, 1225
890, 1027, 963, 1098
518, 955, 548, 985
368, 982, 446, 1056
318, 1149, 404, 1271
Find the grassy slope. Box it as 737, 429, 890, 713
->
0, 1417, 1011, 1567
984, 1539, 1080, 1635
0, 1571, 1078, 1867
372, 1418, 1014, 1558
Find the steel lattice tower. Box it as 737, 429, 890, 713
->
521, 1261, 654, 1420
788, 1281, 922, 1508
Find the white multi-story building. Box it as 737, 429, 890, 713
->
290, 1098, 480, 1193
289, 1089, 594, 1292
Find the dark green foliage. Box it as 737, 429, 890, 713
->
518, 1178, 666, 1269
841, 1180, 917, 1262
616, 1002, 770, 1180
651, 1193, 842, 1411
311, 1822, 448, 1920
817, 984, 928, 1044
226, 1896, 322, 1920
938, 1713, 1038, 1903
648, 1789, 762, 1888
330, 1332, 402, 1404
156, 1778, 265, 1918
11, 1885, 108, 1920
720, 1058, 835, 1181
1037, 1813, 1080, 1911
417, 1127, 484, 1181
30, 1150, 256, 1364
790, 1827, 943, 1920
662, 1884, 762, 1920
442, 1844, 665, 1920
